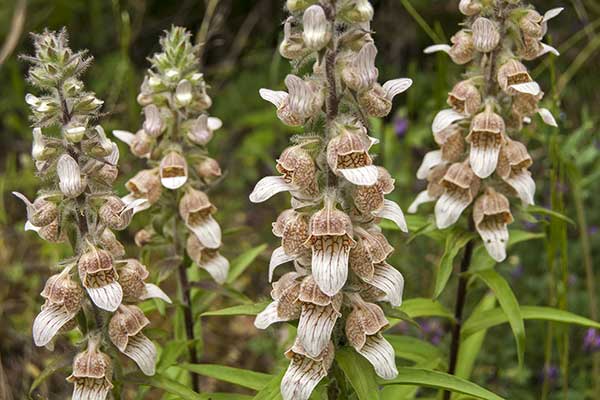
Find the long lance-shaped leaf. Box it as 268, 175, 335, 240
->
179, 363, 272, 391
473, 269, 525, 368
336, 347, 381, 400
381, 367, 505, 400
462, 305, 600, 338
434, 228, 476, 298
226, 244, 268, 284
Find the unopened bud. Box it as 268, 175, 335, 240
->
195, 157, 222, 180
302, 5, 331, 51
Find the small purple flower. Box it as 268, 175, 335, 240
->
583, 329, 600, 352
539, 364, 559, 383
522, 220, 538, 231
418, 318, 445, 345
588, 225, 599, 236
394, 117, 409, 139
510, 265, 524, 280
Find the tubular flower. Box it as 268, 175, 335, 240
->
18, 30, 168, 397
410, 0, 561, 262
113, 26, 229, 284
250, 2, 411, 398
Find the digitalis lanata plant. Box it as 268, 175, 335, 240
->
112, 27, 227, 384
16, 29, 170, 399
250, 1, 412, 398
409, 0, 562, 262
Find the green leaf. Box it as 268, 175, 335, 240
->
434, 228, 476, 298
462, 305, 600, 338
526, 205, 575, 225
336, 347, 381, 400
29, 355, 70, 395
399, 297, 455, 320
252, 370, 284, 400
127, 373, 203, 399
380, 358, 443, 400
201, 301, 269, 317
380, 303, 421, 331
227, 244, 268, 284
473, 269, 525, 368
470, 230, 544, 273
385, 335, 444, 364
157, 339, 192, 372
382, 368, 505, 400
179, 363, 272, 391
455, 293, 496, 381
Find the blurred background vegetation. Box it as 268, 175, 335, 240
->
0, 0, 599, 399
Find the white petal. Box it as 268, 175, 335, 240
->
543, 7, 564, 22
297, 304, 339, 358
72, 381, 111, 400
416, 150, 443, 180
269, 246, 295, 282
424, 44, 451, 54
539, 43, 560, 57
200, 253, 229, 284
382, 78, 412, 100
12, 191, 33, 208
432, 109, 465, 134
509, 82, 541, 96
33, 303, 74, 347
367, 263, 405, 307
469, 141, 501, 178
175, 80, 193, 106
477, 220, 509, 262
249, 176, 295, 203
86, 282, 123, 312
259, 89, 288, 108
505, 170, 536, 206
57, 154, 85, 197
285, 74, 315, 117
24, 220, 41, 232
311, 236, 350, 296
353, 42, 379, 90
104, 142, 120, 165
357, 335, 398, 380
160, 175, 187, 190
121, 194, 151, 214
124, 334, 157, 376
141, 283, 172, 304
281, 357, 327, 400
187, 214, 222, 249
538, 108, 558, 127
254, 301, 288, 329
435, 191, 470, 229
25, 93, 40, 106
374, 199, 408, 233
408, 190, 437, 214
339, 165, 379, 186
112, 130, 135, 146
523, 116, 532, 124
207, 117, 223, 131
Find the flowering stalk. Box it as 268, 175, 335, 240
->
16, 29, 170, 399
250, 1, 412, 398
408, 0, 562, 394
113, 26, 228, 389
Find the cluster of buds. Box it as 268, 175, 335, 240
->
410, 0, 562, 262
251, 2, 412, 398
113, 26, 229, 283
16, 30, 170, 399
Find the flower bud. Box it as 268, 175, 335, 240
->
341, 42, 378, 92
186, 114, 222, 146
519, 9, 544, 39
126, 168, 162, 204
280, 18, 308, 60
449, 30, 474, 64
175, 79, 193, 107
63, 124, 86, 143
31, 128, 57, 161
142, 104, 165, 138
57, 154, 87, 198
99, 196, 133, 231
472, 17, 500, 53
135, 228, 155, 247
340, 0, 374, 23
459, 0, 481, 16
99, 228, 126, 258
195, 157, 222, 180
276, 145, 318, 195
447, 80, 481, 115
159, 151, 188, 189
302, 5, 331, 51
